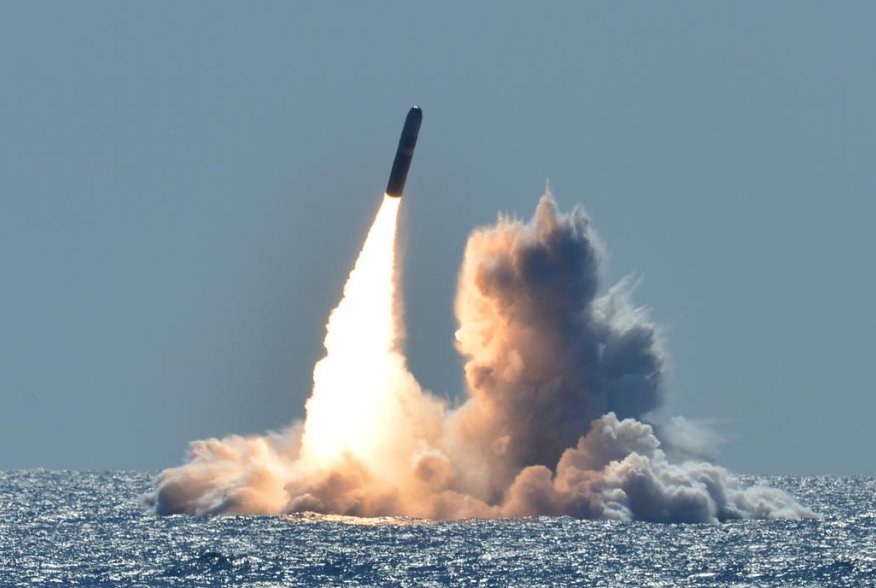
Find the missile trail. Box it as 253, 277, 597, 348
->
300, 107, 424, 465
300, 195, 402, 467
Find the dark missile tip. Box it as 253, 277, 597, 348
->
408, 105, 423, 122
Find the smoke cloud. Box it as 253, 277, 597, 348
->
147, 190, 812, 523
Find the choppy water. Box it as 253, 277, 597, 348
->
1, 472, 874, 586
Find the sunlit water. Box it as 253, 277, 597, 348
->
1, 472, 874, 586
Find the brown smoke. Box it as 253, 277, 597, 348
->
147, 190, 813, 523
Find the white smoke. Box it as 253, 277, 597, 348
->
146, 190, 813, 523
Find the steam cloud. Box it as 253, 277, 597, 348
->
147, 190, 812, 522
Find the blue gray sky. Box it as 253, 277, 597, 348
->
2, 2, 874, 474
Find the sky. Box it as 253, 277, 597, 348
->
1, 2, 874, 475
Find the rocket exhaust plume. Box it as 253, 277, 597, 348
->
147, 111, 812, 522
299, 195, 410, 469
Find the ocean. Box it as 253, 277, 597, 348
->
1, 472, 873, 586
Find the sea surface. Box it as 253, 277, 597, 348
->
0, 472, 874, 586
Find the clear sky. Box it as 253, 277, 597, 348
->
2, 2, 874, 474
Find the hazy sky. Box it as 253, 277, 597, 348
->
2, 2, 874, 474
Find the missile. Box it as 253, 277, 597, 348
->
385, 106, 423, 197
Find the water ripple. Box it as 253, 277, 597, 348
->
0, 472, 873, 586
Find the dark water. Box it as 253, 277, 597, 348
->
1, 472, 873, 586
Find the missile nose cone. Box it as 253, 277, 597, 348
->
385, 106, 423, 198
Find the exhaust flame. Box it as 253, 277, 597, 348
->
300, 195, 401, 467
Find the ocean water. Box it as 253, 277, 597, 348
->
1, 472, 873, 586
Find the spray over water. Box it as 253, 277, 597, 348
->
148, 190, 812, 522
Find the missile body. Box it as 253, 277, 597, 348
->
385, 106, 422, 197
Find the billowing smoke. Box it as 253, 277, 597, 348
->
146, 191, 813, 523
444, 196, 663, 503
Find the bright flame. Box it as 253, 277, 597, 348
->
300, 195, 402, 466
